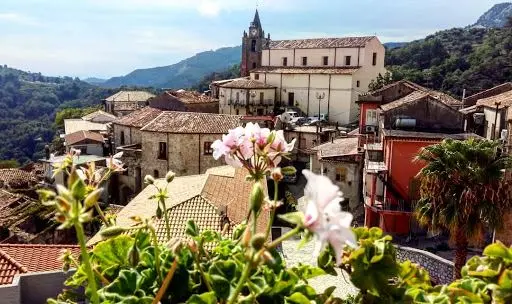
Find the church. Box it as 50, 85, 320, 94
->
235, 10, 387, 125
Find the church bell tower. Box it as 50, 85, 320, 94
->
241, 10, 268, 77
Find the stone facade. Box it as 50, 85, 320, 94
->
113, 124, 141, 148
240, 10, 268, 77
396, 245, 454, 285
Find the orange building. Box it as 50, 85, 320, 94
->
357, 81, 478, 235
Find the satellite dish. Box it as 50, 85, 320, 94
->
280, 112, 292, 124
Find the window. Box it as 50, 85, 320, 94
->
158, 142, 167, 160
335, 167, 347, 182
372, 52, 377, 66
254, 73, 259, 80
236, 109, 239, 115
153, 170, 159, 178
252, 62, 257, 69
282, 57, 288, 66
345, 56, 351, 66
323, 56, 328, 66
302, 57, 307, 66
259, 92, 264, 104
204, 142, 213, 155
366, 109, 378, 126
251, 40, 256, 52
356, 80, 360, 87
288, 92, 295, 106
120, 131, 125, 145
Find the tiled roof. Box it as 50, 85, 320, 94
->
113, 107, 163, 128
81, 110, 117, 123
165, 90, 217, 104
65, 130, 104, 146
382, 129, 482, 140
267, 36, 375, 49
476, 90, 512, 109
219, 79, 276, 89
140, 111, 242, 134
0, 190, 31, 211
459, 105, 482, 115
211, 77, 249, 86
380, 91, 430, 112
0, 169, 38, 189
312, 137, 359, 158
201, 169, 269, 233
105, 91, 155, 102
154, 195, 231, 243
0, 244, 80, 285
64, 119, 108, 135
464, 82, 512, 106
252, 66, 360, 75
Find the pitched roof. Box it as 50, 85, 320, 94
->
165, 90, 217, 104
0, 244, 80, 285
268, 36, 375, 49
154, 195, 231, 243
464, 82, 512, 106
113, 107, 163, 128
382, 129, 481, 140
105, 91, 155, 102
65, 130, 104, 146
64, 119, 108, 135
140, 112, 242, 134
252, 66, 360, 75
476, 90, 512, 109
219, 79, 276, 89
210, 77, 249, 86
81, 110, 117, 123
380, 91, 430, 112
0, 169, 38, 189
311, 137, 359, 158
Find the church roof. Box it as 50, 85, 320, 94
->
251, 9, 261, 28
268, 36, 376, 49
219, 79, 275, 89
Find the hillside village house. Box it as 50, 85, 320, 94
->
218, 79, 276, 115
284, 125, 338, 162
64, 130, 105, 156
149, 90, 219, 113
210, 77, 248, 99
357, 81, 478, 235
104, 90, 156, 117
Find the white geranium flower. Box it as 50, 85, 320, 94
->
302, 169, 357, 265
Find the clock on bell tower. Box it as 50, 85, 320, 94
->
240, 9, 268, 77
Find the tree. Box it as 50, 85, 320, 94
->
415, 138, 512, 279
368, 71, 393, 91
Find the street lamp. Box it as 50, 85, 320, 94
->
315, 92, 326, 143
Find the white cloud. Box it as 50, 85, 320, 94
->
0, 12, 38, 26
197, 1, 222, 17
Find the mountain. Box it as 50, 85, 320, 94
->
101, 46, 241, 89
83, 77, 107, 85
474, 2, 512, 28
0, 65, 115, 163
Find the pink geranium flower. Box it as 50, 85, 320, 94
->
302, 169, 356, 265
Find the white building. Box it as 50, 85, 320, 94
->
218, 79, 276, 115
250, 37, 386, 124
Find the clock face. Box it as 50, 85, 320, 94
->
250, 29, 258, 36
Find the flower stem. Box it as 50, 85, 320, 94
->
74, 222, 100, 304
160, 198, 171, 241
227, 260, 253, 304
93, 202, 110, 227
195, 257, 212, 292
152, 258, 178, 304
265, 180, 279, 239
149, 226, 163, 282
266, 226, 301, 250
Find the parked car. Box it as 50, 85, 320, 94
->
308, 113, 329, 122
293, 117, 308, 126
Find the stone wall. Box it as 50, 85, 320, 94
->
113, 125, 142, 148
395, 245, 454, 285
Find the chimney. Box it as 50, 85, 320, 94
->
44, 145, 50, 160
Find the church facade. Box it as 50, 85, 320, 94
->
239, 10, 387, 125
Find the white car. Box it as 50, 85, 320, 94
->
285, 111, 306, 124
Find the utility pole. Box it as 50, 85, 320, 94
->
315, 92, 325, 144
494, 101, 501, 140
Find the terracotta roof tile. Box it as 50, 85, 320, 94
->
140, 111, 242, 134
64, 119, 108, 135
252, 66, 360, 75
113, 107, 163, 128
0, 244, 80, 285
312, 137, 359, 158
220, 79, 276, 89
380, 91, 430, 112
81, 110, 117, 123
0, 169, 38, 189
476, 90, 512, 109
382, 129, 482, 140
105, 91, 155, 102
154, 195, 231, 244
464, 82, 512, 106
165, 90, 217, 104
65, 130, 104, 146
267, 36, 375, 49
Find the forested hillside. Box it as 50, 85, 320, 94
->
0, 65, 115, 163
387, 25, 512, 97
193, 64, 241, 92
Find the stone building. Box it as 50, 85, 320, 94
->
218, 79, 276, 115
139, 111, 242, 178
64, 130, 105, 156
149, 90, 218, 113
310, 137, 362, 210
104, 91, 156, 117
283, 125, 338, 162
240, 10, 268, 77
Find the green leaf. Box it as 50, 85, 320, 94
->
71, 177, 87, 201
186, 220, 199, 237
92, 235, 134, 277
209, 274, 231, 300
281, 166, 297, 175
186, 292, 217, 304
278, 211, 305, 226
484, 242, 512, 261
285, 292, 312, 304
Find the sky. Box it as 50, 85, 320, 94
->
0, 0, 507, 79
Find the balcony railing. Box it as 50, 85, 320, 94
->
227, 99, 274, 106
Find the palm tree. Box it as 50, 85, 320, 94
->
415, 138, 512, 279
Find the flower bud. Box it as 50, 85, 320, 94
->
62, 261, 70, 272
100, 226, 127, 238
144, 175, 155, 185
250, 183, 264, 214
271, 168, 283, 182
156, 205, 163, 219
55, 214, 66, 223
128, 245, 140, 266
188, 240, 198, 253
241, 226, 252, 247
250, 233, 266, 250
165, 171, 175, 183
84, 188, 103, 209
261, 250, 275, 264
